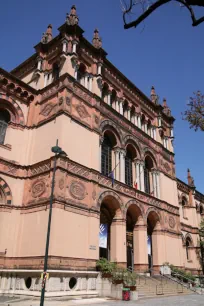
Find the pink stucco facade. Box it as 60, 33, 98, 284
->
0, 5, 203, 295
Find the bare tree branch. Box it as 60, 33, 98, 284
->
123, 0, 204, 29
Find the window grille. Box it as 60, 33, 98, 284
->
101, 136, 112, 176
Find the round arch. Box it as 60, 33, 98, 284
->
143, 148, 157, 169
0, 177, 12, 205
123, 135, 142, 157
97, 190, 124, 212
185, 233, 194, 247
100, 120, 123, 147
0, 93, 25, 125
145, 207, 162, 227
124, 200, 145, 220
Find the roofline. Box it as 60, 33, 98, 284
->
0, 67, 37, 94
10, 53, 37, 75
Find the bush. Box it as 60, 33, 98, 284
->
112, 268, 126, 283
96, 258, 116, 275
123, 270, 137, 287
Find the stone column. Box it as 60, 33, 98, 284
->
133, 221, 148, 272
138, 116, 141, 129
156, 172, 160, 199
119, 100, 123, 115
97, 63, 102, 75
134, 115, 138, 127
112, 100, 116, 110
120, 150, 126, 183
110, 219, 126, 265
99, 137, 103, 173
89, 76, 93, 92
152, 171, 157, 197
135, 160, 141, 190
114, 148, 120, 181
37, 58, 42, 71
127, 108, 131, 121
62, 40, 68, 53
72, 41, 77, 53
115, 100, 119, 112
153, 128, 156, 140
144, 123, 148, 134
84, 74, 89, 89
107, 92, 111, 106
140, 161, 145, 192
44, 73, 48, 87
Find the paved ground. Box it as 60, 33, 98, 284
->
0, 294, 203, 306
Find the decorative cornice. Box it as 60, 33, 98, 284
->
0, 68, 36, 103
0, 156, 179, 217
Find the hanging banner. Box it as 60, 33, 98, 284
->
99, 224, 108, 248
147, 235, 152, 255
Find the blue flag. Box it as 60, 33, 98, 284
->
108, 171, 114, 187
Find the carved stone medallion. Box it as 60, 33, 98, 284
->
169, 216, 176, 229
92, 190, 96, 201
59, 178, 64, 190
66, 97, 71, 106
32, 180, 46, 198
76, 105, 90, 119
40, 103, 57, 116
70, 181, 86, 200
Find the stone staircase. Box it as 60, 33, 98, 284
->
136, 274, 193, 299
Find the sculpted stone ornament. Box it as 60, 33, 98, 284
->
66, 5, 79, 26
59, 178, 65, 190
169, 216, 176, 229
70, 181, 86, 200
66, 97, 71, 106
76, 104, 90, 119
32, 180, 46, 198
40, 103, 57, 117
41, 24, 53, 44
92, 29, 102, 49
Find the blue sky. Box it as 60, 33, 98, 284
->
0, 1, 203, 191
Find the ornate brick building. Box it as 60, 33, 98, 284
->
0, 5, 203, 296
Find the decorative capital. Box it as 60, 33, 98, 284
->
92, 29, 102, 49
41, 24, 53, 44
66, 5, 79, 26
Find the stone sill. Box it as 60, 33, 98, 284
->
0, 143, 11, 151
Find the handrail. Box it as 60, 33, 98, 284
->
163, 273, 197, 293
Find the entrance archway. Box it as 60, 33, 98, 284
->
99, 194, 125, 263
147, 210, 161, 273
126, 203, 144, 271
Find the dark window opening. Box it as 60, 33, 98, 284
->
53, 63, 60, 81
101, 134, 112, 177
125, 150, 133, 187
25, 277, 32, 289
0, 109, 10, 145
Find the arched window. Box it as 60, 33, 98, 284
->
130, 106, 135, 124
77, 63, 86, 86
200, 205, 203, 215
101, 132, 116, 177
53, 63, 60, 81
141, 114, 145, 131
144, 156, 153, 194
123, 100, 128, 118
102, 83, 109, 103
186, 238, 191, 260
147, 119, 151, 136
0, 109, 10, 145
110, 90, 117, 108
125, 144, 136, 187
182, 196, 187, 218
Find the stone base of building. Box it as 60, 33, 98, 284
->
0, 270, 99, 297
